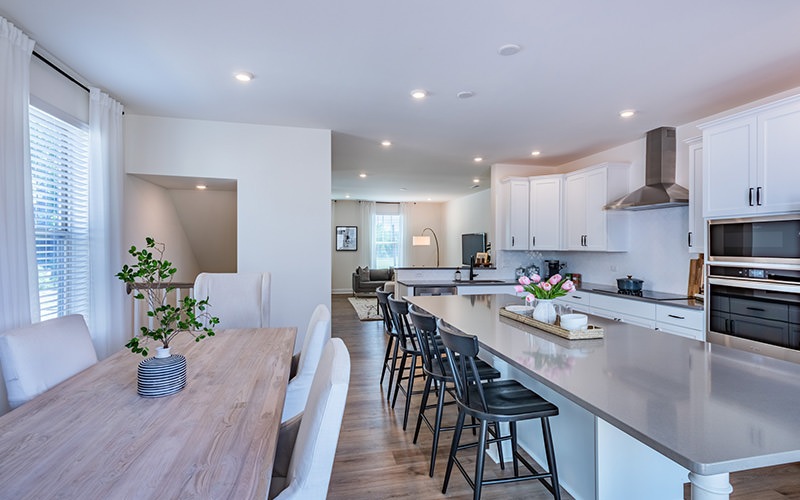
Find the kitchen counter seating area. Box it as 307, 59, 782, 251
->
406, 293, 800, 500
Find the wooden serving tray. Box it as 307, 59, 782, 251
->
500, 307, 604, 340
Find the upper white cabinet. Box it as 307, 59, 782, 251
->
500, 178, 530, 250
685, 136, 705, 253
701, 95, 800, 218
529, 175, 563, 250
564, 163, 630, 251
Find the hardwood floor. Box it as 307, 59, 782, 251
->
327, 294, 800, 499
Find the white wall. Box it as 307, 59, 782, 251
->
124, 176, 201, 281
331, 201, 363, 294
442, 189, 492, 266
406, 202, 445, 267
169, 189, 237, 273
124, 115, 331, 352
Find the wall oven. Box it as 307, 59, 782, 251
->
706, 214, 800, 362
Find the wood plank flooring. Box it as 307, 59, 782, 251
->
327, 294, 800, 499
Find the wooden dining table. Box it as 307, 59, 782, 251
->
0, 327, 296, 500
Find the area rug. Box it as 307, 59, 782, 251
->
347, 297, 382, 321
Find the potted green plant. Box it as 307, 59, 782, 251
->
117, 237, 219, 397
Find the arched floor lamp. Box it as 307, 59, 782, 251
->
412, 227, 439, 267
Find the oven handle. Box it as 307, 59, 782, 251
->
707, 276, 800, 294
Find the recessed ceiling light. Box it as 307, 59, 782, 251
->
196, 184, 207, 190
619, 109, 636, 118
473, 178, 480, 184
427, 197, 432, 201
399, 187, 408, 191
498, 44, 522, 56
474, 157, 483, 163
345, 194, 350, 199
410, 89, 428, 99
531, 150, 541, 156
457, 91, 475, 99
381, 140, 392, 147
359, 173, 367, 178
234, 72, 254, 82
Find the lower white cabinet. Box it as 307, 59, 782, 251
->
555, 291, 592, 313
457, 285, 517, 295
655, 304, 704, 340
590, 294, 657, 329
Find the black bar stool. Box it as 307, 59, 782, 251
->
409, 309, 502, 477
438, 318, 561, 500
387, 295, 426, 430
376, 287, 398, 396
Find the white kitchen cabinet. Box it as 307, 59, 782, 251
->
685, 137, 705, 253
457, 285, 517, 295
555, 291, 592, 313
590, 293, 657, 329
701, 95, 800, 218
655, 304, 704, 341
529, 175, 563, 250
500, 178, 530, 250
564, 163, 630, 251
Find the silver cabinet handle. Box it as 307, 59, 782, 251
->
688, 231, 692, 247
512, 236, 515, 246
668, 314, 685, 320
532, 236, 536, 247
749, 188, 754, 206
756, 186, 763, 206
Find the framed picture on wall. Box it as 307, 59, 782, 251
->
336, 226, 358, 251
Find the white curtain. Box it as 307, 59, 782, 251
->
360, 201, 376, 267
0, 17, 37, 333
399, 202, 410, 266
88, 88, 125, 359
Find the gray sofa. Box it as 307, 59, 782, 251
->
352, 266, 394, 296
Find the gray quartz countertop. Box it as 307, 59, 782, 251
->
575, 281, 703, 310
397, 279, 517, 287
406, 293, 800, 476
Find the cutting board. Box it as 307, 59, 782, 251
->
687, 253, 704, 297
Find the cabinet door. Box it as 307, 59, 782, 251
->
583, 168, 608, 251
757, 101, 800, 214
564, 174, 587, 250
703, 116, 757, 218
687, 141, 705, 253
505, 180, 530, 249
529, 176, 562, 250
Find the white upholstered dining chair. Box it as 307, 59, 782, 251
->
269, 338, 350, 500
281, 304, 331, 422
193, 272, 271, 328
0, 314, 98, 409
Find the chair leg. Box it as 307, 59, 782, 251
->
386, 336, 400, 401
379, 334, 393, 385
510, 420, 520, 476
428, 379, 448, 477
402, 353, 418, 430
473, 419, 489, 500
413, 374, 433, 443
442, 409, 466, 494
494, 421, 505, 470
542, 417, 561, 500
392, 351, 407, 408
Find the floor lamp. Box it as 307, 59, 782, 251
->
412, 227, 440, 267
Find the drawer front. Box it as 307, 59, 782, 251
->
657, 323, 705, 341
591, 294, 656, 320
729, 297, 788, 322
558, 291, 592, 307
656, 305, 704, 330
590, 306, 656, 329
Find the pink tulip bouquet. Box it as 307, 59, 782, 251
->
515, 273, 575, 302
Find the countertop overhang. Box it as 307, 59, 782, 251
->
406, 293, 800, 476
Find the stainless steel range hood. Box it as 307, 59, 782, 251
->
604, 126, 689, 211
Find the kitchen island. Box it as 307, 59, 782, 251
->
406, 293, 800, 500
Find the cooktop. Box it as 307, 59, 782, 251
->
591, 288, 692, 301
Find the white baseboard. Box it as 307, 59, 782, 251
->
332, 289, 353, 295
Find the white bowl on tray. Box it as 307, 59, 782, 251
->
559, 313, 588, 331
505, 305, 534, 315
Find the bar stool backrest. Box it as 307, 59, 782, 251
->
375, 288, 394, 333
409, 309, 448, 377
387, 295, 419, 352
437, 319, 489, 413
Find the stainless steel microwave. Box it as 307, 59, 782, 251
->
708, 214, 800, 266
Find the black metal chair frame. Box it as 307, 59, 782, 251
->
376, 288, 398, 396
409, 309, 502, 477
438, 318, 561, 500
387, 295, 428, 431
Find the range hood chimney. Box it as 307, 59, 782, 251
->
604, 126, 688, 211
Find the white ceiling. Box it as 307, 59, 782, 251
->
3, 0, 800, 202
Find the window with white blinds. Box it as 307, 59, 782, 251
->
29, 105, 91, 321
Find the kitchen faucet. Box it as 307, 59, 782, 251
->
469, 256, 479, 280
